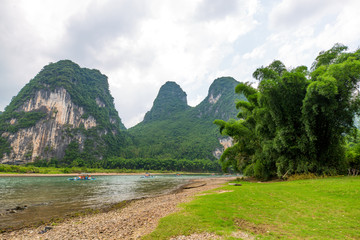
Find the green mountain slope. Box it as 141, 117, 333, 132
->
128, 77, 244, 160
3, 60, 126, 130
0, 60, 244, 166
143, 81, 190, 122
0, 60, 130, 165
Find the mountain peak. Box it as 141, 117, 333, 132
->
0, 60, 129, 164
207, 77, 238, 100
143, 81, 189, 122
195, 77, 241, 120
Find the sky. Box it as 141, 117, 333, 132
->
1, 0, 360, 128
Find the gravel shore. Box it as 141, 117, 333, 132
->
0, 177, 235, 240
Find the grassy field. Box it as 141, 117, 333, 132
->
144, 176, 360, 239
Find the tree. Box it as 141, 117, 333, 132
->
345, 132, 360, 176
303, 48, 360, 174
215, 44, 360, 180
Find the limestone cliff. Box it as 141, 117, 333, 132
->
1, 88, 95, 164
0, 60, 129, 165
213, 137, 233, 159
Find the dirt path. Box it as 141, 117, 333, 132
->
0, 177, 235, 240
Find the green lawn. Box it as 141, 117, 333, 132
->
144, 176, 360, 239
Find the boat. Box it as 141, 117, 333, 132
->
140, 173, 155, 178
68, 173, 95, 181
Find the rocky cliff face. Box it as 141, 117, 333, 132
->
213, 137, 233, 159
0, 60, 128, 165
1, 87, 97, 164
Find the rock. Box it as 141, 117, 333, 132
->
44, 226, 53, 231
38, 226, 53, 234
15, 205, 27, 211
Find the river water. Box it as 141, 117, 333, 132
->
0, 174, 213, 230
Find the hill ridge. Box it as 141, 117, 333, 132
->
128, 76, 243, 160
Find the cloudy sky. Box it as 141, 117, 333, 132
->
1, 0, 360, 128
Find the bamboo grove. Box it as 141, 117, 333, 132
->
215, 44, 360, 180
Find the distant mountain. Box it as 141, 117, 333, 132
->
128, 77, 244, 160
0, 60, 244, 166
143, 81, 190, 123
0, 60, 130, 165
195, 77, 243, 121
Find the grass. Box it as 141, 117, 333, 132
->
0, 164, 189, 175
0, 164, 212, 175
144, 176, 360, 239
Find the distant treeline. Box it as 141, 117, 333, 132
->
31, 157, 221, 173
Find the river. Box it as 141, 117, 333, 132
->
0, 174, 217, 230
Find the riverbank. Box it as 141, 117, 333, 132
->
0, 172, 155, 177
0, 177, 235, 239
0, 172, 217, 177
146, 176, 360, 239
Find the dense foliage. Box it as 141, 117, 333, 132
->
345, 133, 360, 176
129, 113, 221, 159
0, 111, 47, 133
215, 44, 360, 180
30, 157, 221, 172
143, 81, 190, 122
129, 77, 244, 160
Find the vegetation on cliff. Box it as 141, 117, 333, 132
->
0, 60, 131, 162
129, 77, 244, 160
143, 81, 190, 123
215, 44, 360, 180
0, 61, 238, 172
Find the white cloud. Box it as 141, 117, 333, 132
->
1, 0, 360, 129
258, 0, 360, 69
243, 45, 266, 60
314, 1, 360, 50
104, 0, 260, 127
269, 0, 342, 30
